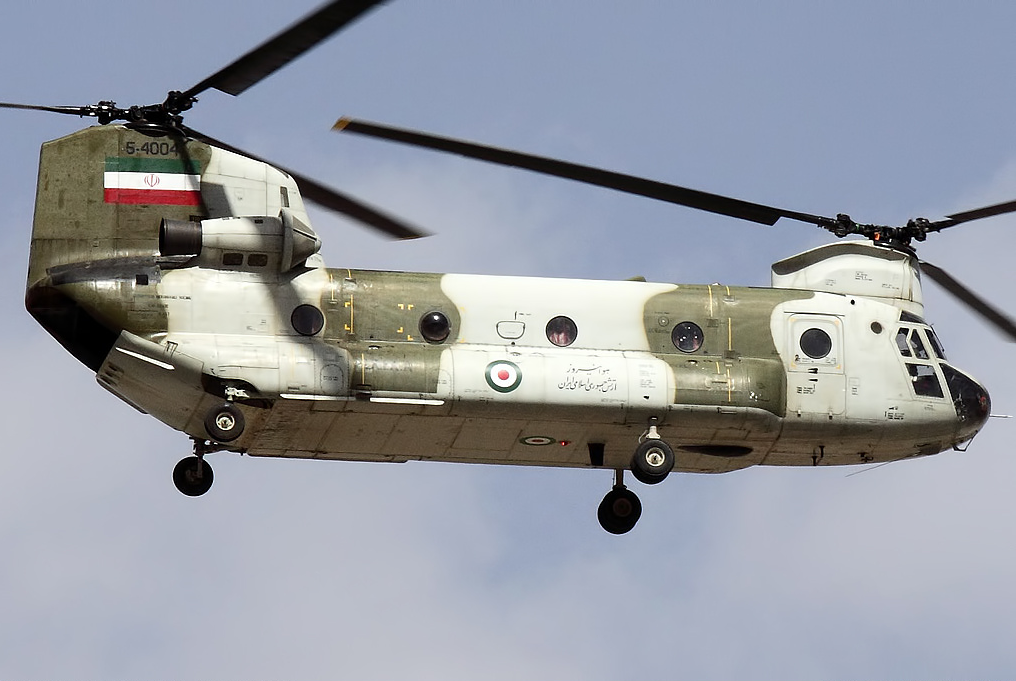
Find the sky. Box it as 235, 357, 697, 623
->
2, 1, 1016, 678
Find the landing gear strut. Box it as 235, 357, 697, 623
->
173, 438, 218, 497
597, 418, 678, 534
597, 469, 642, 535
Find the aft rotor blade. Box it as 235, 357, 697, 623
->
182, 125, 426, 240
0, 101, 115, 118
334, 117, 838, 228
184, 0, 388, 98
0, 102, 85, 115
920, 260, 1016, 341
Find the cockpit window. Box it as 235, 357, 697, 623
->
907, 363, 944, 398
926, 328, 947, 360
909, 329, 930, 360
900, 311, 925, 323
895, 328, 912, 357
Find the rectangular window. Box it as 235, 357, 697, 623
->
895, 328, 912, 357
926, 328, 947, 360
909, 329, 930, 359
907, 363, 944, 398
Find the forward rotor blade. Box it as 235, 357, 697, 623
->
334, 117, 838, 229
927, 199, 1016, 232
920, 260, 1016, 341
184, 0, 388, 98
181, 125, 426, 240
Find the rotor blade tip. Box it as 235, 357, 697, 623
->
333, 117, 352, 131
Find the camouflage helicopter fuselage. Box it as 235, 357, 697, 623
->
26, 126, 990, 476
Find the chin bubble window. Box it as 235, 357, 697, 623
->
419, 311, 451, 343
291, 304, 324, 336
672, 321, 704, 353
546, 316, 577, 347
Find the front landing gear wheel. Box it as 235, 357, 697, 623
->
597, 485, 642, 534
204, 402, 244, 442
173, 456, 214, 497
630, 438, 675, 485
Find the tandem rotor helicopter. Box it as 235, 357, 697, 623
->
6, 0, 1014, 534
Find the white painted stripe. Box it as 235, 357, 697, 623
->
104, 171, 201, 192
369, 397, 445, 406
280, 393, 346, 401
115, 347, 175, 371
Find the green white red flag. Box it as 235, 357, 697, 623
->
104, 157, 201, 206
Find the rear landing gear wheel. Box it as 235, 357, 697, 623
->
173, 456, 214, 497
597, 484, 642, 535
630, 438, 675, 485
204, 402, 244, 442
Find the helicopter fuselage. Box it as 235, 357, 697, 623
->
25, 126, 989, 476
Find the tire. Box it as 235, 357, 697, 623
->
597, 486, 642, 534
173, 456, 214, 497
630, 438, 675, 485
204, 402, 245, 442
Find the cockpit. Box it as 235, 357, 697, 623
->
893, 311, 990, 433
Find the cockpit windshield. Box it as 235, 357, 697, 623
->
894, 323, 946, 399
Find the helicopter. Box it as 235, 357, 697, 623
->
4, 0, 1012, 535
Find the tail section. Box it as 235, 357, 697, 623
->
26, 124, 311, 370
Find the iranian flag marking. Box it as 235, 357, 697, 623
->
485, 360, 522, 393
104, 157, 202, 206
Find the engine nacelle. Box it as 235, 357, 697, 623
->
160, 208, 321, 272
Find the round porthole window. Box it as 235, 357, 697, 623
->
672, 321, 704, 353
420, 311, 451, 343
291, 304, 324, 336
800, 327, 832, 359
546, 316, 577, 347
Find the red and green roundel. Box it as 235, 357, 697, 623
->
485, 360, 522, 393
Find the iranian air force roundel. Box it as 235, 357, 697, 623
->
485, 360, 522, 393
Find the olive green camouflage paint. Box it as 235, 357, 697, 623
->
321, 269, 460, 394
644, 284, 812, 417
29, 126, 210, 288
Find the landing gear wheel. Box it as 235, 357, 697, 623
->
630, 438, 675, 485
173, 456, 214, 497
204, 402, 245, 442
597, 485, 642, 534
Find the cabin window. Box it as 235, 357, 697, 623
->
546, 316, 577, 347
291, 304, 324, 336
799, 328, 832, 359
672, 321, 704, 353
420, 311, 451, 343
222, 252, 244, 266
907, 363, 944, 398
248, 253, 269, 267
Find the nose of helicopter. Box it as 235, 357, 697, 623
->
941, 364, 991, 440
